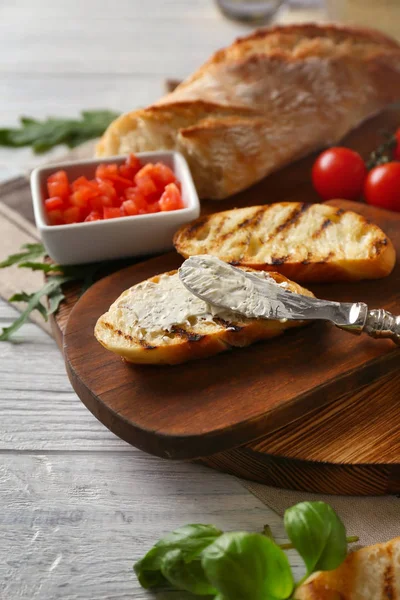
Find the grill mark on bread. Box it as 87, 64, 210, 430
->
185, 216, 209, 236
312, 218, 333, 238
272, 255, 290, 265
383, 553, 395, 600
103, 321, 156, 349
374, 237, 388, 255
170, 326, 204, 342
238, 207, 266, 229
214, 317, 243, 332
275, 203, 309, 234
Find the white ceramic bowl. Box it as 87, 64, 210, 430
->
30, 151, 200, 265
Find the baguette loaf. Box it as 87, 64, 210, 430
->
295, 537, 400, 600
173, 203, 396, 282
97, 23, 400, 199
94, 268, 313, 365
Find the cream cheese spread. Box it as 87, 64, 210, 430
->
116, 255, 290, 338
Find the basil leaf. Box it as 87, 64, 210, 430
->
284, 501, 347, 575
134, 524, 222, 589
202, 532, 293, 600
160, 549, 216, 596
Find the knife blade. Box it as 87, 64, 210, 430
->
178, 255, 400, 344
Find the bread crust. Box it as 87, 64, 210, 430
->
94, 269, 313, 365
97, 23, 400, 199
173, 203, 396, 283
294, 536, 400, 600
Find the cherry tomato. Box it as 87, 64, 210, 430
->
364, 162, 400, 211
312, 147, 367, 201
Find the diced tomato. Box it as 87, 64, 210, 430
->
70, 188, 92, 208
119, 154, 142, 179
97, 179, 118, 203
134, 170, 159, 197
150, 163, 176, 188
159, 183, 183, 211
84, 211, 102, 222
47, 209, 64, 225
71, 176, 97, 193
124, 187, 148, 210
146, 201, 161, 214
45, 155, 183, 226
47, 170, 70, 199
96, 163, 119, 181
45, 196, 64, 212
103, 206, 122, 219
63, 206, 82, 224
121, 199, 139, 216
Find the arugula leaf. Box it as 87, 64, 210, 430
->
284, 501, 347, 576
9, 292, 48, 320
0, 276, 72, 341
47, 288, 66, 315
134, 524, 222, 589
201, 532, 294, 600
160, 549, 216, 596
0, 243, 46, 268
0, 110, 120, 154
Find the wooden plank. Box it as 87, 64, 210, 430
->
0, 452, 304, 599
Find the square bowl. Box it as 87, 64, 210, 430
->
30, 151, 200, 265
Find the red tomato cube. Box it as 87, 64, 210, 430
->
97, 179, 118, 203
103, 206, 121, 219
146, 201, 161, 214
47, 170, 70, 199
47, 209, 64, 225
84, 211, 102, 222
159, 183, 184, 211
63, 206, 82, 224
134, 170, 159, 197
96, 163, 119, 181
121, 200, 139, 216
45, 196, 64, 212
124, 187, 148, 210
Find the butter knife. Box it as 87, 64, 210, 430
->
179, 255, 400, 344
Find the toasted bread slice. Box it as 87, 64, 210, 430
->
295, 537, 400, 600
173, 203, 396, 282
94, 268, 313, 365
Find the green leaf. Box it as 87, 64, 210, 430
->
18, 261, 61, 273
0, 110, 120, 154
0, 275, 72, 341
134, 524, 222, 590
201, 532, 294, 600
9, 292, 48, 320
0, 243, 45, 268
47, 288, 65, 316
284, 501, 347, 576
160, 549, 216, 596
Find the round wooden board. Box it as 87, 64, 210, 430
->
57, 108, 400, 495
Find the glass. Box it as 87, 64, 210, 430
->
325, 0, 400, 42
215, 0, 285, 24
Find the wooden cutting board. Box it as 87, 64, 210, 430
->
58, 108, 400, 495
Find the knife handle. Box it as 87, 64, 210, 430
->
363, 309, 400, 345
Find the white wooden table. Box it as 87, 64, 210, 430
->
0, 2, 316, 597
